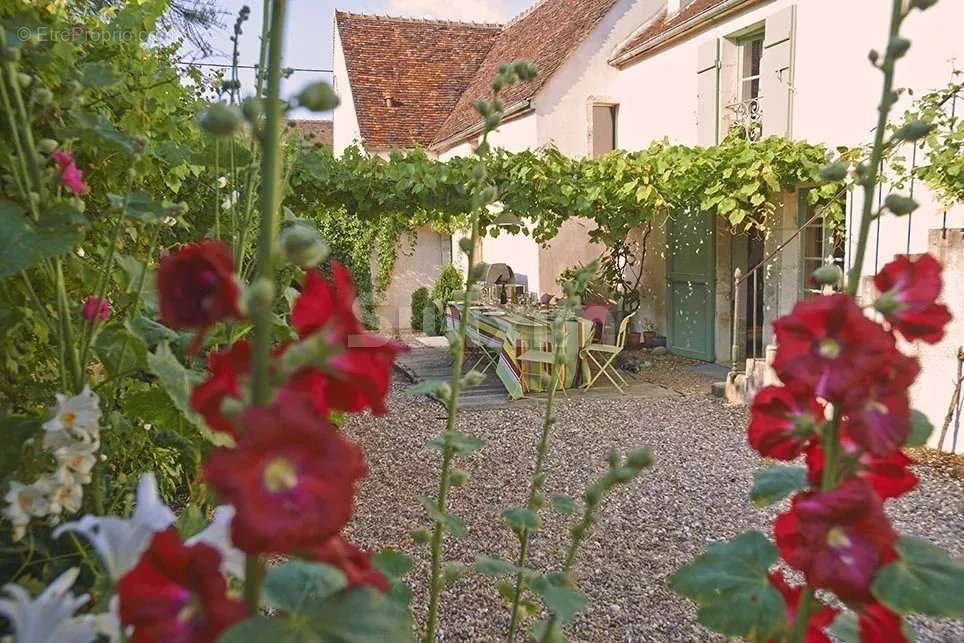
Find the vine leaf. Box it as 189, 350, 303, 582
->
872, 536, 964, 617
750, 465, 808, 507
670, 531, 785, 641
0, 200, 88, 278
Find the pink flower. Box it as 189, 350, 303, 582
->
51, 151, 87, 195
82, 296, 110, 322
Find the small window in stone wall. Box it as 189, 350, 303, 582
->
739, 34, 764, 101
591, 104, 617, 158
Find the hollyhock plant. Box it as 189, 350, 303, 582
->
204, 396, 367, 554
840, 353, 919, 457
766, 571, 837, 643
308, 535, 390, 592
748, 385, 825, 460
118, 529, 246, 642
772, 294, 895, 403
874, 254, 951, 343
81, 296, 110, 322
805, 443, 917, 501
774, 479, 897, 602
157, 240, 241, 353
857, 602, 908, 643
51, 150, 87, 195
291, 263, 405, 415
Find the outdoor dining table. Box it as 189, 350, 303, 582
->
445, 303, 595, 399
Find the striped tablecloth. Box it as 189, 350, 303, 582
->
446, 304, 593, 399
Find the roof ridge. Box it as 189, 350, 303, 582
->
503, 0, 551, 27
336, 10, 502, 30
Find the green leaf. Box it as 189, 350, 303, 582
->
0, 412, 41, 478
95, 323, 148, 376
147, 342, 232, 447
220, 616, 295, 642
474, 556, 518, 577
81, 61, 121, 88
750, 465, 808, 507
906, 410, 933, 448
372, 549, 412, 580
530, 573, 587, 624
175, 504, 208, 540
302, 586, 416, 642
828, 611, 860, 643
501, 507, 540, 532
872, 536, 964, 617
550, 495, 579, 515
108, 191, 181, 222
426, 430, 484, 457
670, 531, 785, 641
532, 618, 565, 643
0, 200, 87, 278
263, 560, 348, 614
68, 110, 138, 154
419, 496, 467, 537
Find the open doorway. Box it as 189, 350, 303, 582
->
744, 229, 765, 357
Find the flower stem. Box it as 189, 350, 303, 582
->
244, 0, 288, 614
423, 214, 479, 643
845, 0, 905, 298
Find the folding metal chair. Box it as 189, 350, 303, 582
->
518, 322, 569, 397
580, 312, 634, 393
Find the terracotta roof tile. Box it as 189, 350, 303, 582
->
431, 0, 621, 147
286, 119, 333, 147
611, 0, 756, 64
335, 11, 500, 150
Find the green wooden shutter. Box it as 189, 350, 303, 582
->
696, 39, 720, 146
761, 5, 796, 138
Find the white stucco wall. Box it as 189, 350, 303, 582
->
372, 225, 449, 334
331, 23, 362, 155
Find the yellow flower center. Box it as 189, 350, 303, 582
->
178, 596, 201, 623
263, 457, 298, 493
827, 526, 852, 549
818, 338, 841, 359
62, 410, 77, 428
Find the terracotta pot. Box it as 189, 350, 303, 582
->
642, 330, 657, 347
626, 331, 641, 349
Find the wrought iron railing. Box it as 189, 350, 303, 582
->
725, 96, 763, 142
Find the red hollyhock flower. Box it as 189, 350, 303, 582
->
118, 529, 246, 643
307, 535, 390, 592
157, 241, 241, 353
858, 602, 908, 643
772, 294, 895, 403
204, 396, 367, 554
191, 340, 252, 438
51, 150, 87, 195
767, 571, 837, 643
805, 443, 917, 500
874, 254, 951, 343
291, 263, 405, 415
748, 386, 825, 460
841, 353, 919, 456
774, 479, 897, 602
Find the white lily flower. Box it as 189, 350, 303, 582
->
48, 470, 84, 516
186, 505, 245, 580
0, 568, 97, 643
93, 596, 127, 643
53, 473, 175, 581
217, 175, 228, 189
221, 189, 239, 210
53, 441, 99, 483
3, 480, 56, 541
43, 386, 101, 442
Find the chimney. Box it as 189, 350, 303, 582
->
667, 0, 682, 16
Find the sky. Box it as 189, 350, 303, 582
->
183, 0, 538, 119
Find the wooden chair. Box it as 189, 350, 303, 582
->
580, 313, 634, 393
518, 322, 569, 397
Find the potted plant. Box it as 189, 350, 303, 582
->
642, 319, 657, 347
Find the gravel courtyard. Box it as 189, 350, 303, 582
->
341, 355, 964, 642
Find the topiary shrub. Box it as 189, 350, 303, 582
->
410, 287, 430, 332
427, 264, 464, 335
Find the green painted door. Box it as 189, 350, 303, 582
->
666, 211, 716, 361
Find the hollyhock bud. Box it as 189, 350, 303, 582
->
411, 528, 431, 544
198, 103, 242, 137
298, 81, 339, 111
157, 240, 241, 354
626, 448, 653, 470
774, 479, 897, 602
894, 119, 930, 142
242, 278, 275, 318
819, 162, 848, 182
449, 468, 469, 487
34, 87, 53, 105
884, 194, 917, 216
873, 254, 951, 343
81, 296, 109, 322
37, 138, 58, 154
279, 222, 329, 268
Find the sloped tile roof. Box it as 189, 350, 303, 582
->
335, 11, 500, 150
286, 119, 333, 147
431, 0, 621, 147
611, 0, 758, 65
